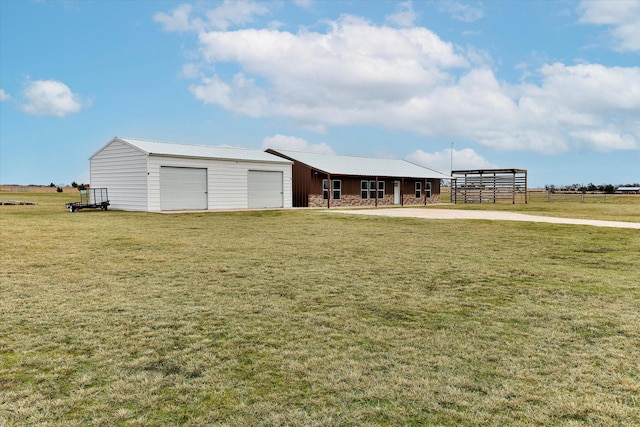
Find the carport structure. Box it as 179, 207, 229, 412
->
452, 169, 528, 204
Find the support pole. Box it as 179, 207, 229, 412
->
424, 179, 427, 205
493, 172, 496, 203
327, 173, 331, 209
451, 178, 455, 204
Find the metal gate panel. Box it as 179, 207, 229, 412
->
248, 170, 283, 208
160, 167, 207, 210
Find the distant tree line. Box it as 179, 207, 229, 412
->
48, 182, 88, 192
544, 183, 640, 194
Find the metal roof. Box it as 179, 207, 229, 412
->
452, 169, 527, 175
268, 149, 451, 179
104, 137, 291, 164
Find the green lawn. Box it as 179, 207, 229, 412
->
440, 190, 640, 223
1, 192, 639, 426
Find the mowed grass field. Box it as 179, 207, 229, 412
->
1, 192, 639, 426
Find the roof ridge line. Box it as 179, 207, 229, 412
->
273, 148, 402, 161
118, 137, 261, 151
402, 158, 447, 175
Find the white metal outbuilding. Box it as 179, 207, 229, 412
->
90, 137, 292, 211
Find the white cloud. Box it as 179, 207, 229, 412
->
190, 73, 268, 117
569, 130, 638, 151
154, 1, 269, 32
509, 63, 640, 152
386, 1, 419, 28
406, 148, 496, 174
0, 89, 10, 101
165, 9, 640, 154
438, 1, 485, 23
19, 79, 90, 117
190, 14, 468, 122
535, 63, 640, 114
154, 4, 197, 32
293, 0, 314, 10
206, 0, 269, 31
578, 0, 640, 52
180, 63, 202, 79
261, 134, 335, 154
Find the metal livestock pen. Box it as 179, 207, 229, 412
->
452, 169, 528, 204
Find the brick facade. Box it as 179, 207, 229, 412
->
309, 193, 441, 208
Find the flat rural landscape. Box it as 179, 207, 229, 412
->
1, 192, 640, 426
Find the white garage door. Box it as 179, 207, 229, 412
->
160, 167, 208, 211
248, 170, 283, 208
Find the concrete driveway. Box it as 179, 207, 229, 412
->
328, 208, 640, 229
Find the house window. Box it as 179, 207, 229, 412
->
361, 180, 384, 199
425, 181, 432, 198
367, 181, 376, 199
415, 182, 422, 198
323, 179, 341, 200
332, 180, 341, 200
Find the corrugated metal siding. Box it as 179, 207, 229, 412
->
311, 173, 327, 194
431, 179, 441, 195
291, 162, 312, 207
310, 176, 395, 197
90, 140, 148, 211
147, 156, 292, 211
210, 160, 255, 210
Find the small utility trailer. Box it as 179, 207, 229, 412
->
65, 187, 110, 212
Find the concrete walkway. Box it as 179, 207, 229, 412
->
328, 208, 640, 229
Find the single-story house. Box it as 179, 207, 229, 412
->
616, 187, 640, 194
90, 137, 292, 211
266, 149, 451, 208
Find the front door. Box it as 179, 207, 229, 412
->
394, 181, 401, 205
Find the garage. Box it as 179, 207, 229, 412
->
160, 167, 208, 211
248, 170, 284, 208
90, 137, 292, 212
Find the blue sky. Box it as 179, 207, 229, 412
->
1, 0, 639, 187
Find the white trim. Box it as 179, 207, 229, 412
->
323, 179, 341, 200
361, 180, 384, 199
